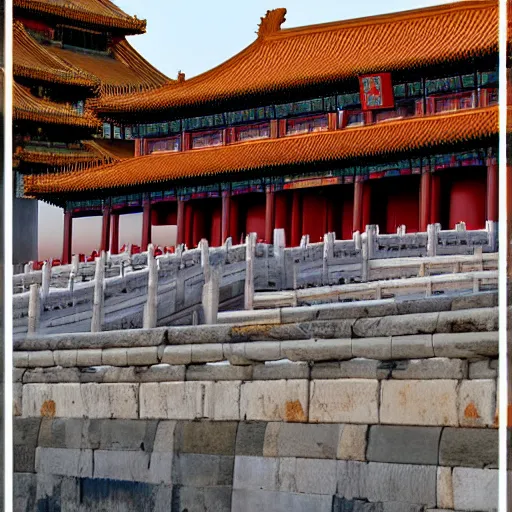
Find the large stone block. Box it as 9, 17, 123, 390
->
235, 422, 267, 457
281, 339, 352, 362
101, 347, 128, 366
352, 337, 392, 360
176, 486, 232, 512
469, 359, 498, 379
14, 473, 36, 512
309, 379, 379, 424
433, 332, 498, 358
352, 313, 439, 338
380, 380, 458, 426
28, 350, 54, 368
278, 457, 337, 495
452, 467, 498, 511
439, 427, 498, 468
337, 424, 368, 461
263, 423, 340, 459
161, 345, 192, 365
76, 349, 102, 367
191, 343, 224, 363
187, 363, 252, 381
437, 467, 454, 509
458, 379, 496, 427
23, 367, 80, 384
253, 361, 309, 380
173, 453, 234, 487
233, 455, 278, 491
208, 381, 241, 420
14, 418, 41, 472
391, 358, 467, 380
176, 421, 238, 456
231, 489, 333, 512
80, 383, 139, 419
53, 350, 78, 368
38, 418, 90, 449
126, 347, 159, 366
35, 447, 93, 478
391, 335, 434, 359
366, 426, 442, 465
436, 308, 498, 333
244, 342, 281, 361
89, 419, 158, 451
240, 380, 309, 422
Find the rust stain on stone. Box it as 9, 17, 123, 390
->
40, 400, 56, 417
231, 324, 272, 338
285, 400, 306, 422
464, 402, 480, 419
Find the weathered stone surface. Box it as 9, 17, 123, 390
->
35, 447, 93, 478
53, 350, 77, 368
133, 364, 185, 382
391, 358, 467, 380
90, 419, 158, 451
458, 379, 496, 427
161, 345, 192, 365
14, 382, 22, 416
439, 427, 498, 468
433, 332, 498, 358
191, 343, 224, 363
14, 473, 36, 512
278, 457, 337, 495
352, 313, 439, 338
311, 362, 342, 379
23, 367, 81, 383
126, 347, 159, 366
28, 350, 54, 367
367, 426, 442, 465
235, 422, 267, 457
176, 486, 232, 512
240, 380, 309, 422
167, 325, 232, 345
253, 361, 309, 380
13, 367, 25, 382
140, 382, 210, 420
176, 421, 238, 455
450, 291, 497, 311
339, 359, 387, 379
218, 309, 281, 326
437, 467, 454, 509
81, 383, 139, 419
469, 359, 498, 379
209, 381, 241, 420
14, 418, 41, 472
391, 335, 434, 359
231, 489, 333, 512
452, 467, 498, 511
102, 348, 128, 366
93, 450, 165, 483
263, 423, 340, 459
436, 308, 498, 334
395, 296, 452, 315
281, 339, 352, 362
152, 420, 176, 452
38, 418, 90, 449
186, 363, 252, 381
174, 453, 234, 487
352, 337, 392, 360
14, 352, 29, 368
244, 342, 281, 361
76, 349, 102, 367
337, 424, 368, 461
233, 455, 278, 491
309, 379, 379, 424
380, 380, 458, 426
17, 328, 167, 351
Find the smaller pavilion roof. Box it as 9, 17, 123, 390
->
14, 0, 146, 34
92, 1, 499, 120
13, 80, 101, 129
25, 106, 500, 197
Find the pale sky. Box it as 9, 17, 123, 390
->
38, 0, 455, 260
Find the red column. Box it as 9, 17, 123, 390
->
290, 190, 302, 247
110, 213, 119, 255
486, 158, 498, 222
221, 192, 231, 243
184, 202, 194, 247
141, 199, 151, 251
353, 179, 363, 233
419, 171, 431, 232
264, 188, 275, 243
361, 181, 372, 231
100, 207, 111, 253
176, 199, 185, 245
430, 173, 441, 225
61, 211, 73, 264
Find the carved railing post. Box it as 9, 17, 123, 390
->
244, 233, 257, 310
427, 224, 439, 257
143, 244, 159, 329
486, 220, 497, 252
27, 283, 40, 335
322, 232, 335, 286
91, 251, 106, 332
366, 225, 377, 260
361, 232, 369, 282
41, 261, 51, 302
202, 264, 220, 324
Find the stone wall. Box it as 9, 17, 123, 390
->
13, 291, 499, 511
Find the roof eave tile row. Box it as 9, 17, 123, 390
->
25, 106, 500, 196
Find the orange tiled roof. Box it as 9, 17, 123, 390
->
48, 39, 171, 93
13, 21, 96, 87
13, 80, 101, 129
25, 106, 499, 196
14, 0, 146, 34
92, 1, 499, 117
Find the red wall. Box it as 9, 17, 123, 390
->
340, 197, 354, 240
210, 204, 222, 246
302, 193, 328, 243
448, 177, 486, 230
245, 202, 266, 240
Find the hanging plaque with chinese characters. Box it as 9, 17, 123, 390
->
359, 73, 394, 110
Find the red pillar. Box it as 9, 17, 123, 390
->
353, 180, 363, 233
264, 188, 275, 243
176, 199, 185, 245
221, 192, 231, 243
486, 158, 498, 222
100, 207, 111, 253
62, 211, 73, 264
291, 190, 302, 247
419, 171, 431, 232
430, 173, 441, 225
361, 181, 372, 231
184, 202, 194, 247
141, 200, 151, 251
110, 213, 119, 255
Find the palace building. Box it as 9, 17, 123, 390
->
12, 0, 170, 264
22, 1, 502, 264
